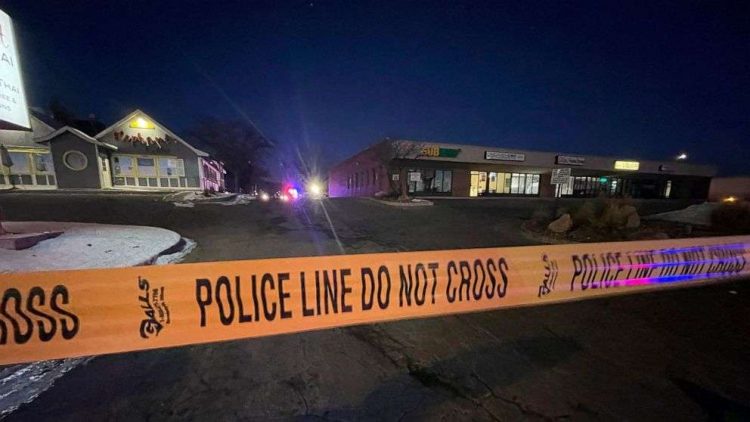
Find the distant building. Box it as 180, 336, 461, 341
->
329, 139, 716, 200
20, 108, 227, 191
201, 157, 226, 192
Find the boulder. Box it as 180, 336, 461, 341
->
621, 205, 638, 217
625, 212, 641, 229
548, 213, 573, 233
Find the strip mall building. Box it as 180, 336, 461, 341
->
328, 140, 716, 199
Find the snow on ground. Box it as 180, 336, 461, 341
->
170, 193, 255, 207
646, 202, 719, 226
163, 191, 235, 203
214, 194, 255, 206
0, 221, 189, 417
0, 221, 181, 273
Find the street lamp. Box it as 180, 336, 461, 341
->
676, 153, 688, 161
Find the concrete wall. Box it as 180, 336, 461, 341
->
48, 133, 102, 189
451, 169, 470, 196
709, 177, 750, 201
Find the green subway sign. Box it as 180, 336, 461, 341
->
421, 146, 461, 158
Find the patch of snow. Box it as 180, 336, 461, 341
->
164, 191, 235, 203
213, 194, 255, 206
0, 358, 91, 417
173, 201, 195, 208
646, 202, 718, 226
371, 198, 434, 207
0, 221, 181, 273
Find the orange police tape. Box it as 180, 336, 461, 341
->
1, 235, 748, 365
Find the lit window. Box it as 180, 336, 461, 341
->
137, 157, 157, 177
113, 156, 135, 176
8, 152, 31, 173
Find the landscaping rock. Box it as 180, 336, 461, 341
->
548, 213, 573, 233
621, 205, 638, 217
625, 212, 641, 229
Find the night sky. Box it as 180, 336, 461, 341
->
2, 0, 748, 175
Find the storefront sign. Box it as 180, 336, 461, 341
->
0, 9, 30, 130
420, 146, 461, 158
614, 160, 640, 171
551, 168, 572, 184
485, 151, 525, 162
556, 155, 585, 166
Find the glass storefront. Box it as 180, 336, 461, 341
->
0, 150, 56, 187
470, 171, 540, 197
407, 169, 452, 194
556, 176, 676, 199
113, 154, 188, 188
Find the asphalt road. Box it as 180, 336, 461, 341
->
1, 193, 748, 420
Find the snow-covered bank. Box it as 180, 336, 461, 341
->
0, 221, 181, 273
170, 192, 255, 207
645, 202, 718, 226
162, 191, 236, 202
0, 221, 192, 417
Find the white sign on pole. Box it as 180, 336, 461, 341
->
551, 168, 572, 184
0, 9, 30, 130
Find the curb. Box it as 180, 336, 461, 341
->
138, 236, 196, 265
368, 197, 434, 207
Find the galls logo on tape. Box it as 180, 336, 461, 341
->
138, 277, 171, 339
538, 254, 559, 298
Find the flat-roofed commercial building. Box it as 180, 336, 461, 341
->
328, 139, 716, 200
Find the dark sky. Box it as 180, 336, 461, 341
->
3, 0, 748, 174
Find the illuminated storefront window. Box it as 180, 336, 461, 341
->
471, 171, 539, 196
0, 150, 56, 187
113, 154, 186, 188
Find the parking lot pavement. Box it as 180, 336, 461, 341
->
1, 193, 747, 420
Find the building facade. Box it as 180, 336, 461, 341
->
329, 139, 716, 200
0, 114, 58, 189
34, 109, 225, 191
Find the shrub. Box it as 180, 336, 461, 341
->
711, 202, 750, 233
571, 197, 639, 231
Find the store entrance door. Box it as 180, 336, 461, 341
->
470, 171, 487, 197
100, 156, 112, 189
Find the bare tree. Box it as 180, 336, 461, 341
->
372, 139, 425, 200
187, 118, 273, 192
